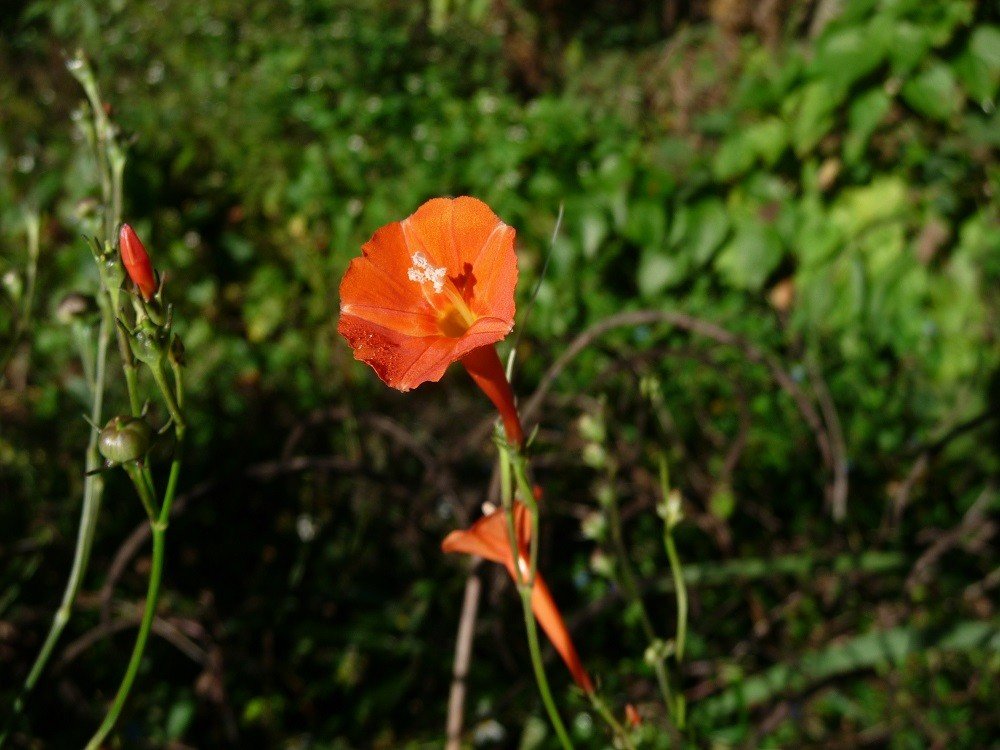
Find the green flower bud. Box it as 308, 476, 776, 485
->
98, 415, 152, 465
643, 639, 674, 665
126, 317, 168, 367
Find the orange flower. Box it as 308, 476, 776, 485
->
442, 502, 594, 693
338, 197, 524, 445
625, 703, 642, 727
118, 223, 157, 301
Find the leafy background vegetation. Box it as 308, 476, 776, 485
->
1, 0, 998, 746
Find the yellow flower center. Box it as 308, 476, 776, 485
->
407, 252, 477, 337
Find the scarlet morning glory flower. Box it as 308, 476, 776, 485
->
442, 502, 595, 693
118, 223, 157, 301
338, 197, 524, 444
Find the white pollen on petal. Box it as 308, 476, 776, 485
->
407, 252, 446, 293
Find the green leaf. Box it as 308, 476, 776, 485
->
715, 220, 784, 291
813, 23, 886, 91
791, 81, 844, 156
579, 209, 608, 259
830, 176, 908, 235
166, 698, 196, 739
970, 25, 1000, 72
672, 199, 731, 265
844, 88, 892, 165
713, 130, 756, 180
624, 200, 667, 247
885, 21, 932, 75
954, 26, 1000, 107
695, 620, 1000, 721
638, 248, 688, 297
744, 117, 788, 167
902, 62, 963, 121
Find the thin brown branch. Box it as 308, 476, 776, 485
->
60, 614, 205, 667
445, 567, 483, 749
807, 355, 849, 520
519, 310, 837, 509
906, 486, 996, 592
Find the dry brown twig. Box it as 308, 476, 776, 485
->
60, 614, 206, 667
445, 567, 483, 750
906, 486, 996, 592
519, 310, 844, 517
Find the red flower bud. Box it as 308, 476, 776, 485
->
119, 223, 157, 300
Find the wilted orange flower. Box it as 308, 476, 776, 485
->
625, 703, 642, 727
338, 197, 524, 444
442, 502, 594, 693
119, 223, 157, 301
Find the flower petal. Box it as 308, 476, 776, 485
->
403, 196, 517, 321
441, 503, 593, 693
338, 314, 512, 392
338, 197, 518, 391
440, 502, 532, 564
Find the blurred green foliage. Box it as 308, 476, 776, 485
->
1, 0, 998, 747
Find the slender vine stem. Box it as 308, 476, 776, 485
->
90, 303, 187, 746
86, 412, 185, 747
84, 524, 165, 750
657, 454, 688, 728
497, 443, 574, 750
588, 692, 635, 750
0, 314, 110, 745
602, 483, 677, 721
664, 533, 687, 663
510, 454, 540, 583
517, 586, 574, 750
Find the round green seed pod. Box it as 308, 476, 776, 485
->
98, 416, 152, 465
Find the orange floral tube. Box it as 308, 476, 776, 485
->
442, 502, 594, 693
460, 345, 524, 446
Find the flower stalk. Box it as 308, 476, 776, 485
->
0, 55, 119, 745
657, 455, 688, 727
86, 418, 184, 749
86, 225, 186, 747
497, 442, 575, 750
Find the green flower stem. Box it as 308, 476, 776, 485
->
664, 532, 687, 663
170, 356, 184, 411
510, 454, 540, 583
604, 485, 657, 644
588, 692, 635, 750
657, 455, 688, 729
601, 482, 678, 731
662, 525, 688, 728
517, 586, 574, 750
69, 55, 114, 241
87, 419, 184, 749
124, 463, 157, 520
0, 315, 111, 745
114, 323, 142, 417
87, 356, 185, 746
84, 519, 165, 750
150, 363, 185, 431
497, 443, 573, 750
